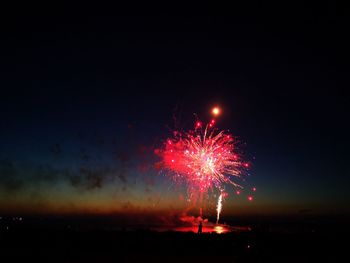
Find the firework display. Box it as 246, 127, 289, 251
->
157, 107, 252, 223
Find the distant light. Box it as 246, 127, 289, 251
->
247, 245, 250, 249
212, 107, 220, 116
214, 225, 225, 234
252, 187, 256, 192
196, 121, 202, 127
236, 190, 241, 195
248, 196, 253, 201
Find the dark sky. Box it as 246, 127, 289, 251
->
0, 3, 349, 217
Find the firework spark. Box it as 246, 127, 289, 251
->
212, 106, 220, 116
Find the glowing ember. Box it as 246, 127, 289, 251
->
213, 225, 225, 234
212, 107, 220, 116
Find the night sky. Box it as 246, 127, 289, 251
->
0, 4, 349, 218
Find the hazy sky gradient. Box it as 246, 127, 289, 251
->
0, 11, 348, 217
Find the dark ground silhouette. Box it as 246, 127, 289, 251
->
0, 215, 347, 262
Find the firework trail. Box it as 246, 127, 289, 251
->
216, 193, 223, 224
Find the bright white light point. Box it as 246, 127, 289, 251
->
212, 107, 220, 116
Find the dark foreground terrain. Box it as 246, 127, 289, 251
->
1, 215, 347, 262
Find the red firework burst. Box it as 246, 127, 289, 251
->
158, 118, 248, 196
